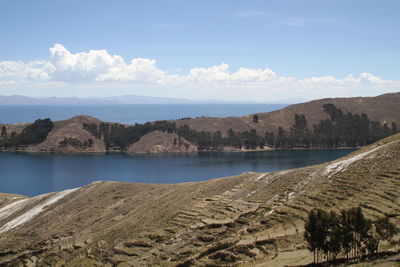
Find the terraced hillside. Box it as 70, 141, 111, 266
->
0, 134, 399, 266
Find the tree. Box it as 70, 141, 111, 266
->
323, 103, 343, 122
304, 209, 330, 263
346, 207, 371, 258
252, 114, 259, 123
313, 119, 336, 147
304, 207, 395, 264
324, 211, 342, 260
226, 128, 242, 149
289, 114, 310, 147
240, 129, 263, 149
1, 126, 6, 138
367, 216, 398, 254
7, 118, 54, 147
276, 127, 287, 148
211, 131, 223, 150
339, 209, 354, 259
294, 114, 308, 130
85, 138, 93, 147
304, 209, 319, 263
265, 132, 275, 147
381, 123, 392, 138
391, 122, 398, 134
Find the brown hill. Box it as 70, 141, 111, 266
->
127, 130, 196, 153
0, 115, 106, 153
34, 116, 106, 153
175, 92, 400, 135
1, 92, 400, 153
0, 133, 399, 266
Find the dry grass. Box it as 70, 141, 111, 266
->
0, 134, 399, 266
176, 92, 400, 135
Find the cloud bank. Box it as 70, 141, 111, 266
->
0, 44, 399, 101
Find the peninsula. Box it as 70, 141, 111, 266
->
1, 92, 400, 153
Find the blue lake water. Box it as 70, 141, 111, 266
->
0, 149, 354, 196
0, 104, 287, 124
0, 104, 355, 196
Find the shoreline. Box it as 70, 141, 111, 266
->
0, 146, 357, 155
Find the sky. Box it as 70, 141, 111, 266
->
0, 0, 399, 102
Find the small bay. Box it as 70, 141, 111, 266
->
1, 104, 354, 197
0, 149, 354, 196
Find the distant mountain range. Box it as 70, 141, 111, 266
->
0, 95, 302, 105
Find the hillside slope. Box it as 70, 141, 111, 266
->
0, 134, 399, 266
175, 92, 400, 135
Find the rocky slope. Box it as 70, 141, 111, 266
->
0, 134, 399, 266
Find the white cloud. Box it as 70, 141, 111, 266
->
359, 72, 385, 84
47, 44, 125, 82
0, 61, 50, 81
0, 44, 399, 101
181, 64, 277, 83
96, 58, 166, 83
183, 63, 231, 82
299, 75, 337, 84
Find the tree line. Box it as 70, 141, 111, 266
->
83, 120, 176, 150
59, 137, 94, 148
53, 104, 400, 151
0, 118, 54, 148
304, 207, 398, 264
265, 104, 398, 148
1, 104, 398, 151
178, 104, 398, 150
82, 121, 267, 151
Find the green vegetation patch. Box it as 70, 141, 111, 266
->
0, 118, 54, 148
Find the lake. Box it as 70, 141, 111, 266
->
0, 104, 354, 197
0, 149, 354, 196
0, 104, 287, 124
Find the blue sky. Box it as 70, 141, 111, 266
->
0, 0, 399, 101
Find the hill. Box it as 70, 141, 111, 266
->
1, 92, 400, 153
0, 133, 399, 266
174, 92, 400, 135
